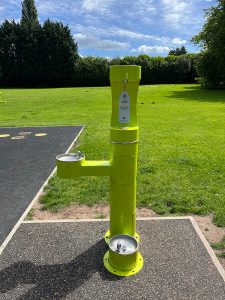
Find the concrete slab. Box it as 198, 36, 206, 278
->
0, 126, 83, 245
0, 219, 225, 300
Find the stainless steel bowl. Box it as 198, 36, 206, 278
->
109, 234, 138, 255
56, 152, 84, 162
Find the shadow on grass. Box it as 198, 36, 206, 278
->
168, 86, 225, 103
0, 239, 122, 300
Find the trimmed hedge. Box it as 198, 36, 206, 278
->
74, 54, 199, 87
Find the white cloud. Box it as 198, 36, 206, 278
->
73, 23, 188, 55
134, 0, 156, 14
72, 24, 182, 45
73, 24, 164, 41
131, 45, 170, 54
81, 0, 114, 14
108, 28, 169, 43
74, 33, 130, 51
111, 28, 153, 40
36, 0, 80, 17
7, 0, 20, 6
111, 29, 187, 46
161, 0, 194, 29
74, 33, 86, 39
171, 38, 187, 45
118, 0, 157, 24
37, 2, 63, 15
162, 0, 189, 13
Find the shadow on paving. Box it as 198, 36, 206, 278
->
0, 239, 122, 299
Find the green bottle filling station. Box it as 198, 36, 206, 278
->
56, 65, 143, 276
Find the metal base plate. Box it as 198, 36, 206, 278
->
103, 251, 144, 276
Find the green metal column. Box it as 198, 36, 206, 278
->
110, 142, 138, 237
106, 65, 141, 240
56, 65, 143, 276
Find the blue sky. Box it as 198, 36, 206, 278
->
0, 0, 216, 57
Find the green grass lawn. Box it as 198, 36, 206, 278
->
1, 84, 225, 226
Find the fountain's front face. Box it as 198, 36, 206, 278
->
108, 65, 141, 240
103, 65, 144, 277
56, 65, 143, 276
56, 152, 85, 179
110, 65, 141, 142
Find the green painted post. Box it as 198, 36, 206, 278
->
56, 65, 143, 276
105, 65, 141, 242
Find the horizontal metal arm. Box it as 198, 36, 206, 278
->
80, 160, 111, 176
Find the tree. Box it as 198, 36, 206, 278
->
17, 0, 41, 86
192, 0, 225, 88
17, 26, 42, 86
0, 20, 20, 85
21, 0, 39, 27
42, 20, 79, 86
0, 0, 79, 87
169, 46, 187, 56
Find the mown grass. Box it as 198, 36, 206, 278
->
1, 84, 225, 226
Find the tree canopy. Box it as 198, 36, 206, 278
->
192, 0, 225, 88
0, 0, 79, 87
21, 0, 39, 27
168, 46, 187, 56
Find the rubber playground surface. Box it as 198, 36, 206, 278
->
0, 126, 83, 245
0, 218, 225, 299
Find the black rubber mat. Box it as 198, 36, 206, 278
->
0, 126, 83, 245
0, 219, 225, 299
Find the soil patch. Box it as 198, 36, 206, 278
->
32, 202, 158, 220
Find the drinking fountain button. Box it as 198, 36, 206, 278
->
117, 242, 122, 253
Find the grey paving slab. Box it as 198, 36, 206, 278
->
0, 219, 225, 300
0, 126, 83, 245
